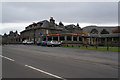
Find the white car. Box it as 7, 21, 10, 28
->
23, 40, 34, 45
47, 41, 62, 47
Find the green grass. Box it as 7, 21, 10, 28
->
63, 46, 119, 52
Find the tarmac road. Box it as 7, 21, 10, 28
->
1, 45, 118, 79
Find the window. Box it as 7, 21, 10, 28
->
67, 36, 71, 41
73, 36, 77, 41
79, 37, 82, 41
60, 36, 65, 41
53, 37, 58, 41
48, 37, 52, 41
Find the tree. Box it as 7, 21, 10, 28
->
90, 29, 98, 34
59, 21, 64, 26
100, 29, 109, 34
15, 30, 18, 34
77, 23, 79, 27
4, 33, 7, 36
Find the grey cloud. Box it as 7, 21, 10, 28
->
2, 2, 118, 24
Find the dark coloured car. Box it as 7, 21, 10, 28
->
41, 41, 47, 46
37, 41, 47, 46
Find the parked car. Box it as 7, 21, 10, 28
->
37, 41, 42, 46
47, 41, 62, 47
37, 41, 47, 46
41, 41, 47, 46
23, 40, 34, 45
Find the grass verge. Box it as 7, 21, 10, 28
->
63, 46, 119, 52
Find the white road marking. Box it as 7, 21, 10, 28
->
0, 55, 15, 61
0, 55, 2, 58
25, 65, 67, 80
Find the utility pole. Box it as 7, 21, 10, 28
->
107, 37, 109, 51
33, 23, 37, 44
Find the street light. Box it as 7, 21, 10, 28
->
107, 37, 109, 51
33, 22, 37, 44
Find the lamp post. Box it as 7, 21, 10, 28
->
107, 37, 109, 51
33, 23, 37, 44
96, 37, 98, 49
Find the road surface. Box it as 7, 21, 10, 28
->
1, 45, 118, 79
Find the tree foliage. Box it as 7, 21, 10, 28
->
77, 23, 79, 27
59, 21, 64, 26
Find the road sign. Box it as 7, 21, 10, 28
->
40, 32, 42, 36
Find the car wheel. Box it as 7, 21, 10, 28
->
51, 45, 54, 47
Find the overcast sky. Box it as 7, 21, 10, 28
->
0, 2, 118, 35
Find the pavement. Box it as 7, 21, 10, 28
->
1, 45, 118, 79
